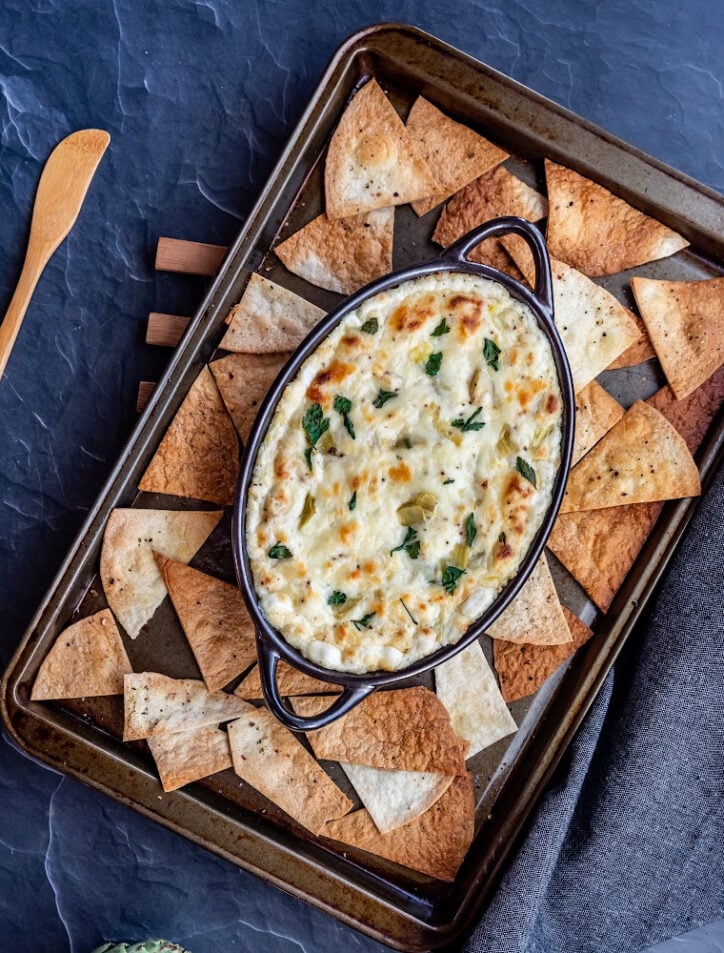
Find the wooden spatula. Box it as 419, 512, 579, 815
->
0, 128, 110, 381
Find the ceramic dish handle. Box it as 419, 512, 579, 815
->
256, 634, 376, 732
440, 215, 554, 320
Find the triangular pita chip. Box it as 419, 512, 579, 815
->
406, 97, 508, 216
101, 508, 222, 639
340, 763, 452, 835
235, 661, 341, 700
227, 704, 352, 835
155, 555, 257, 691
631, 276, 724, 399
432, 167, 547, 273
549, 372, 724, 611
138, 367, 239, 505
31, 609, 132, 701
493, 607, 594, 703
606, 311, 656, 369
219, 273, 324, 354
434, 641, 517, 758
560, 400, 701, 513
292, 687, 467, 775
147, 724, 232, 793
545, 159, 689, 276
322, 772, 475, 881
325, 80, 439, 219
504, 236, 642, 392
572, 381, 625, 465
647, 366, 724, 454
210, 352, 288, 442
275, 208, 394, 295
547, 502, 663, 612
124, 672, 248, 740
487, 553, 572, 645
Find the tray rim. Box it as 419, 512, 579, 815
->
3, 20, 723, 953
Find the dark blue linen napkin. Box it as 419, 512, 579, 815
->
466, 465, 724, 953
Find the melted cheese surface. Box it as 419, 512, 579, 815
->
246, 273, 562, 673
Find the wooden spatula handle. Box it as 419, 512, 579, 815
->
0, 247, 48, 380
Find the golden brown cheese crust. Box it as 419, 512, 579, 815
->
247, 273, 562, 673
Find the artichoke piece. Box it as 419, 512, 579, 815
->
496, 424, 517, 456
298, 493, 316, 528
396, 491, 438, 525
451, 542, 469, 569
468, 367, 489, 404
318, 429, 335, 452
532, 421, 555, 448
432, 405, 462, 446
397, 503, 427, 526
410, 341, 433, 363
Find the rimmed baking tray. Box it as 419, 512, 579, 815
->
3, 22, 723, 952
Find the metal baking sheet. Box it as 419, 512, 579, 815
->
3, 23, 723, 952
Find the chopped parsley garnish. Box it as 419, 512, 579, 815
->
465, 513, 477, 547
268, 542, 292, 560
403, 436, 412, 449
327, 591, 347, 606
302, 402, 330, 470
440, 564, 466, 595
390, 526, 420, 559
333, 394, 355, 439
498, 531, 506, 544
452, 406, 485, 432
373, 388, 398, 408
425, 352, 443, 377
483, 337, 501, 371
348, 490, 357, 511
400, 598, 418, 626
443, 478, 454, 485
431, 318, 450, 337
352, 611, 375, 631
360, 316, 379, 334
516, 455, 537, 487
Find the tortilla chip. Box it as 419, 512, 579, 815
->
606, 312, 656, 369
631, 276, 724, 399
560, 400, 701, 513
138, 367, 239, 506
155, 555, 257, 691
209, 352, 288, 443
292, 687, 467, 775
573, 381, 625, 465
325, 80, 439, 219
487, 553, 572, 645
405, 97, 508, 216
547, 502, 663, 612
322, 772, 475, 881
147, 724, 232, 793
549, 373, 723, 611
219, 273, 324, 354
101, 508, 222, 639
434, 641, 517, 757
432, 167, 547, 273
275, 208, 394, 295
31, 609, 132, 701
340, 763, 452, 835
493, 607, 594, 703
235, 662, 341, 700
504, 238, 642, 392
647, 366, 724, 453
227, 704, 352, 835
124, 672, 248, 741
545, 159, 689, 276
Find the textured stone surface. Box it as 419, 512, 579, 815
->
0, 0, 721, 950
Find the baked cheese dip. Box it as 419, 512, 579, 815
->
246, 272, 563, 674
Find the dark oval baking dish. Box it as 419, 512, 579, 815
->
232, 216, 575, 731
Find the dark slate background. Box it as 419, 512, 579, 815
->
0, 1, 721, 951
